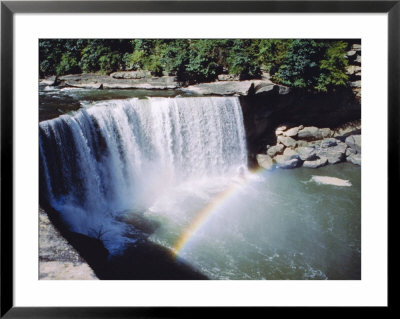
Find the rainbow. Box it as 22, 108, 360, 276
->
172, 167, 265, 256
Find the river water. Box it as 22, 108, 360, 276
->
39, 87, 361, 280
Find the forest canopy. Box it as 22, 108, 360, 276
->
39, 39, 357, 92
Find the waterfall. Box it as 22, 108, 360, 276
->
39, 96, 248, 252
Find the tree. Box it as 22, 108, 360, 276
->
226, 39, 261, 80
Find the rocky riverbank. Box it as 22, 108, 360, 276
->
256, 121, 361, 170
40, 71, 289, 97
39, 207, 98, 279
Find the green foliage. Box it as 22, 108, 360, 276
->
258, 39, 291, 74
56, 53, 80, 75
183, 39, 225, 82
274, 40, 350, 92
274, 39, 324, 89
226, 39, 261, 80
39, 38, 353, 91
316, 41, 349, 92
160, 40, 190, 81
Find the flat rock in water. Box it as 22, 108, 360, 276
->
310, 175, 352, 187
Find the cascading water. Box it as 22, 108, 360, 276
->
39, 96, 248, 253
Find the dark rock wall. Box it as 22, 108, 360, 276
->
239, 88, 361, 164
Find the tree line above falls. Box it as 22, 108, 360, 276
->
40, 39, 360, 92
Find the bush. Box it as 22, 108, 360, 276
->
274, 39, 324, 89
56, 53, 80, 75
316, 41, 349, 92
226, 40, 261, 80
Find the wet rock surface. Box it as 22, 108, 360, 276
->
39, 207, 98, 280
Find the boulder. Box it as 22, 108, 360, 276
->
283, 126, 300, 138
110, 70, 151, 79
297, 126, 320, 140
278, 85, 291, 95
283, 148, 300, 160
295, 140, 310, 147
303, 157, 328, 168
40, 76, 57, 86
346, 50, 357, 57
183, 80, 272, 96
345, 134, 361, 154
217, 74, 240, 81
320, 128, 332, 138
320, 138, 338, 148
346, 65, 362, 75
275, 126, 287, 136
275, 158, 301, 169
256, 154, 274, 170
316, 142, 347, 164
347, 153, 361, 166
277, 135, 297, 148
266, 144, 284, 157
350, 81, 361, 88
352, 44, 361, 51
333, 123, 361, 138
261, 72, 271, 80
354, 55, 361, 64
296, 146, 317, 161
254, 84, 275, 94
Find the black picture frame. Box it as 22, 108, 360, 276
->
1, 0, 396, 317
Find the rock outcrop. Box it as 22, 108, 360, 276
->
50, 73, 180, 90
181, 80, 287, 96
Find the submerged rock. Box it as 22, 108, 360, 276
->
310, 175, 352, 187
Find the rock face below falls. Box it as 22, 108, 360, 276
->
39, 207, 98, 280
